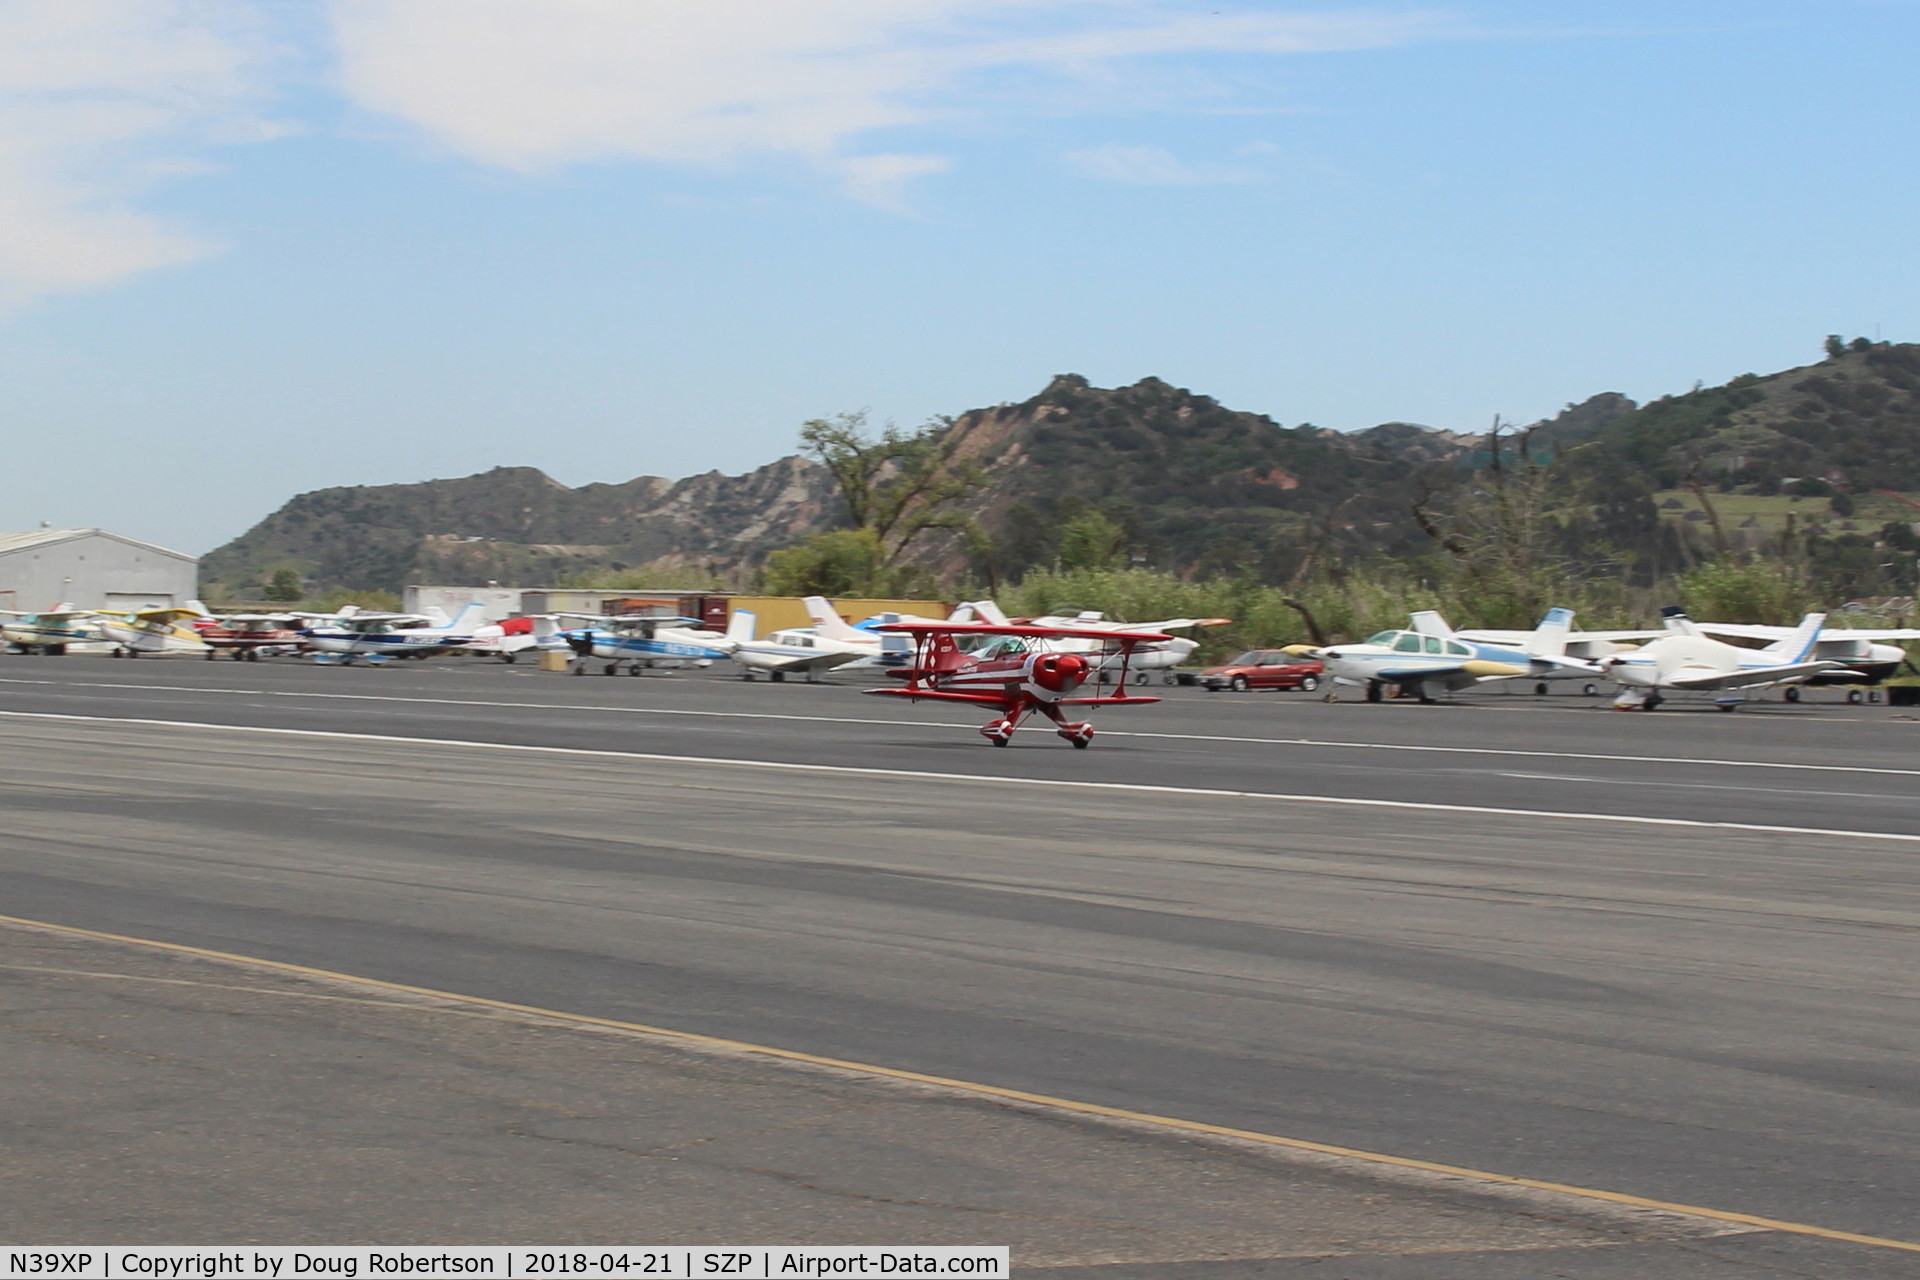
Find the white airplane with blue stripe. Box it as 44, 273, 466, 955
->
1301, 607, 1609, 703
302, 603, 488, 664
1599, 609, 1860, 710
554, 613, 733, 675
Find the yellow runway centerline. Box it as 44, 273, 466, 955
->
4, 910, 1918, 1258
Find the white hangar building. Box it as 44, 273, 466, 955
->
0, 527, 199, 613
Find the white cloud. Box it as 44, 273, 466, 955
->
0, 0, 279, 309
1065, 143, 1251, 185
327, 1, 1448, 205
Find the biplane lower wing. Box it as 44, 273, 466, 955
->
863, 687, 1009, 705
1054, 695, 1161, 706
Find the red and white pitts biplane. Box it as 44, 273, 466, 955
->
864, 621, 1173, 747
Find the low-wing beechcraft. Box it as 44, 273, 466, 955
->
865, 620, 1173, 747
1600, 609, 1860, 710
1298, 608, 1610, 703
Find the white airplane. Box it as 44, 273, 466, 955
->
1301, 607, 1611, 703
553, 613, 734, 675
1, 603, 102, 654
1688, 619, 1920, 692
729, 605, 876, 682
1599, 610, 1860, 710
301, 603, 488, 664
95, 603, 215, 658
956, 601, 1226, 682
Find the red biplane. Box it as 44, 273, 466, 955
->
864, 621, 1172, 747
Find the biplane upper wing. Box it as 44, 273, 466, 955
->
871, 622, 1175, 644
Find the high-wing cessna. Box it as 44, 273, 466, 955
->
198, 612, 314, 660
301, 603, 487, 664
1420, 608, 1662, 695
1300, 608, 1609, 703
1, 603, 100, 654
1689, 619, 1920, 690
96, 605, 214, 657
555, 614, 733, 675
865, 620, 1172, 747
1599, 610, 1860, 710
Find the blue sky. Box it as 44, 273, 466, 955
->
3, 0, 1916, 554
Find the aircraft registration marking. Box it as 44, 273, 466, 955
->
0, 908, 1916, 1258
3, 708, 1920, 845
1, 676, 1917, 780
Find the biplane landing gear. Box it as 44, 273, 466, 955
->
980, 718, 1017, 746
1036, 701, 1094, 748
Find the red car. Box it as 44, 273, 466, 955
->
1199, 649, 1322, 692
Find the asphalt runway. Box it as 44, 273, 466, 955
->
3, 655, 1919, 1273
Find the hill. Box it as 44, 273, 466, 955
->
200, 457, 834, 596
205, 376, 1477, 595
203, 344, 1920, 601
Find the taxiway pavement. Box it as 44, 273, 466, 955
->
2, 657, 1918, 1274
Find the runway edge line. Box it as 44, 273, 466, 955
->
2, 910, 1917, 1256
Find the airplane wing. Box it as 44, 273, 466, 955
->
864, 687, 1010, 705
1125, 617, 1231, 632
1696, 623, 1920, 642
1664, 660, 1860, 690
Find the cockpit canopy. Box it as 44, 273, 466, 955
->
1364, 630, 1473, 657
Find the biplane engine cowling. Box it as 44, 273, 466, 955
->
1032, 651, 1090, 693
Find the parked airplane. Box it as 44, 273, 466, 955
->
1600, 609, 1860, 710
729, 606, 875, 681
301, 603, 487, 664
867, 620, 1172, 747
462, 615, 546, 663
96, 604, 214, 658
1689, 619, 1920, 691
0, 603, 100, 654
555, 613, 732, 675
1299, 608, 1609, 703
1419, 608, 1660, 695
198, 612, 314, 660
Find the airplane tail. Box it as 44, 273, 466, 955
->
1659, 606, 1701, 637
187, 599, 214, 618
424, 606, 452, 627
961, 599, 1011, 626
726, 608, 757, 643
1528, 607, 1575, 657
445, 603, 486, 632
1763, 612, 1827, 662
530, 616, 566, 649
801, 596, 867, 643
1409, 610, 1455, 638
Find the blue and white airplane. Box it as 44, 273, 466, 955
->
1302, 608, 1610, 703
1, 602, 101, 654
302, 603, 488, 664
1599, 609, 1860, 710
555, 613, 732, 676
